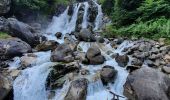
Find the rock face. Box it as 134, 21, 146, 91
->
85, 46, 105, 65
7, 18, 46, 46
75, 28, 96, 42
0, 73, 12, 100
0, 38, 32, 60
65, 78, 88, 100
162, 66, 170, 74
100, 65, 117, 84
51, 44, 74, 63
0, 0, 11, 15
0, 18, 46, 46
124, 67, 170, 100
115, 54, 129, 67
20, 54, 37, 68
46, 62, 80, 89
35, 40, 59, 51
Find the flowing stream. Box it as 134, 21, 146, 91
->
12, 1, 133, 100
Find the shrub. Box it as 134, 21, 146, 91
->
103, 17, 170, 39
12, 0, 70, 15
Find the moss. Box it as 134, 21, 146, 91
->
164, 39, 170, 45
0, 32, 11, 39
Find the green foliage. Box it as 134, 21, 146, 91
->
0, 32, 11, 39
102, 0, 170, 41
103, 17, 170, 39
14, 0, 48, 10
101, 0, 115, 15
13, 0, 70, 14
137, 0, 170, 21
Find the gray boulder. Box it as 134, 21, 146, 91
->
7, 18, 46, 46
65, 78, 88, 100
85, 46, 105, 65
75, 28, 96, 42
46, 62, 80, 89
0, 18, 46, 46
0, 38, 31, 60
124, 67, 170, 100
35, 40, 59, 51
100, 65, 117, 84
115, 54, 129, 67
51, 44, 74, 63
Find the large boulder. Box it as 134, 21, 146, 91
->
65, 78, 88, 100
0, 73, 12, 100
46, 62, 80, 89
1, 18, 46, 46
0, 0, 11, 15
115, 54, 129, 67
35, 40, 59, 51
85, 46, 105, 65
124, 67, 170, 100
100, 65, 117, 84
0, 38, 32, 60
162, 66, 170, 74
75, 28, 96, 42
51, 44, 74, 63
20, 54, 37, 68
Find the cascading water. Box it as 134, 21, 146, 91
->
93, 1, 103, 31
77, 41, 133, 100
12, 1, 133, 100
82, 2, 89, 28
45, 3, 81, 43
13, 52, 54, 100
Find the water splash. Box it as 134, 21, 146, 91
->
8, 57, 21, 70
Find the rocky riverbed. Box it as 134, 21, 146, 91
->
0, 0, 170, 100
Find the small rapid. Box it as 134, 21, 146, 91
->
13, 52, 54, 100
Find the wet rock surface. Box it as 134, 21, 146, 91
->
51, 43, 74, 63
75, 28, 96, 42
85, 46, 105, 65
0, 38, 32, 60
100, 65, 117, 84
115, 54, 129, 67
65, 78, 88, 100
0, 73, 12, 100
46, 62, 80, 89
35, 40, 59, 51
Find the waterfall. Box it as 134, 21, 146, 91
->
11, 1, 133, 100
82, 2, 89, 28
66, 3, 81, 33
45, 3, 81, 43
93, 1, 103, 31
45, 7, 69, 43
